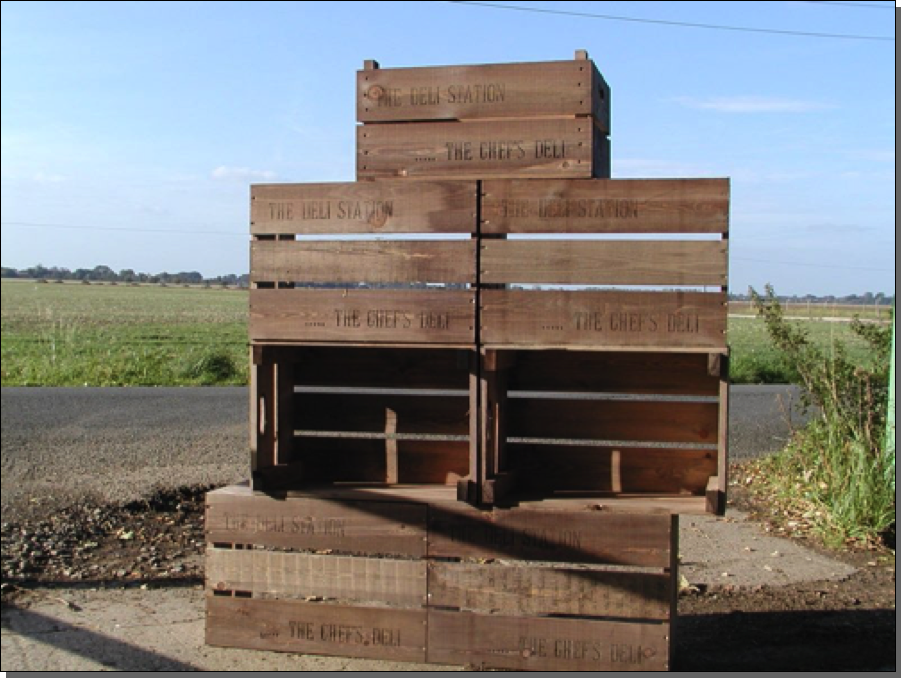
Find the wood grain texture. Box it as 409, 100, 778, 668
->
290, 438, 470, 486
427, 610, 669, 671
506, 398, 718, 444
505, 350, 719, 396
251, 240, 475, 285
294, 392, 469, 436
357, 59, 610, 132
206, 549, 427, 607
250, 288, 476, 345
507, 444, 716, 495
481, 178, 729, 234
428, 504, 674, 567
480, 240, 727, 286
205, 486, 427, 557
251, 181, 477, 235
429, 562, 671, 620
287, 346, 472, 390
481, 290, 727, 350
357, 118, 597, 180
206, 596, 427, 662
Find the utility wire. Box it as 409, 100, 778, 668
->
1, 221, 244, 237
446, 1, 894, 41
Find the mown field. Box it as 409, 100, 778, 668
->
1, 280, 247, 386
0, 279, 885, 387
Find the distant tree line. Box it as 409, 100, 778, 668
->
729, 291, 894, 306
0, 264, 249, 287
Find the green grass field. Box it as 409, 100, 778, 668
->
0, 279, 884, 386
1, 280, 247, 386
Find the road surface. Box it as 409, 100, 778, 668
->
1, 385, 807, 515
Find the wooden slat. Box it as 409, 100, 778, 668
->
507, 399, 718, 445
481, 240, 727, 286
206, 549, 426, 607
508, 444, 717, 495
249, 350, 277, 484
357, 118, 597, 181
429, 562, 671, 620
250, 240, 475, 285
507, 350, 718, 396
295, 392, 469, 436
716, 354, 731, 515
427, 611, 669, 671
250, 288, 476, 345
292, 438, 469, 486
481, 290, 728, 350
428, 504, 673, 567
291, 347, 472, 390
251, 181, 477, 235
357, 59, 609, 131
481, 178, 729, 234
206, 596, 427, 663
205, 485, 427, 557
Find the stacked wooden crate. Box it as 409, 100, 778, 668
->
206, 51, 729, 671
247, 180, 479, 493
477, 177, 731, 514
356, 49, 610, 181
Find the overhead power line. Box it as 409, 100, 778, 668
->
1, 221, 244, 237
446, 1, 894, 41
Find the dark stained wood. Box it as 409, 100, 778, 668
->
205, 485, 428, 557
251, 181, 477, 235
429, 561, 671, 620
290, 438, 470, 486
206, 596, 427, 663
507, 350, 719, 396
506, 398, 718, 445
480, 240, 727, 286
481, 178, 729, 234
250, 353, 275, 482
428, 504, 674, 567
250, 288, 476, 345
357, 58, 609, 132
206, 549, 427, 607
507, 444, 716, 495
718, 353, 730, 512
291, 346, 472, 389
251, 239, 475, 285
357, 118, 598, 181
427, 610, 669, 671
481, 290, 728, 350
294, 392, 469, 436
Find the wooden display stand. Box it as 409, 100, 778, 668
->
206, 51, 731, 671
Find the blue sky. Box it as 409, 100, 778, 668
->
1, 0, 895, 295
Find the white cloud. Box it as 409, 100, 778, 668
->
210, 165, 277, 181
673, 96, 834, 114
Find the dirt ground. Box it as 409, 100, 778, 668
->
1, 480, 896, 672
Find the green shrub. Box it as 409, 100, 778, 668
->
746, 285, 894, 548
180, 349, 241, 385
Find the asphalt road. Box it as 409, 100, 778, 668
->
1, 385, 806, 516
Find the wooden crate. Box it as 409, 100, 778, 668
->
250, 180, 478, 346
205, 484, 678, 671
356, 51, 611, 181
357, 51, 610, 131
475, 177, 730, 513
250, 345, 478, 496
